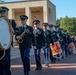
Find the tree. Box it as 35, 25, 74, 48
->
56, 16, 76, 35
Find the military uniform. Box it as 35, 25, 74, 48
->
57, 28, 65, 58
42, 23, 54, 66
55, 26, 63, 60
55, 26, 62, 41
58, 28, 64, 44
0, 7, 17, 75
33, 20, 45, 70
15, 15, 35, 75
68, 35, 75, 54
54, 25, 60, 42
48, 24, 58, 63
62, 30, 69, 57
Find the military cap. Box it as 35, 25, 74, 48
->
42, 23, 48, 27
55, 25, 59, 28
59, 28, 63, 31
33, 20, 40, 25
0, 7, 9, 13
48, 24, 53, 28
63, 30, 67, 32
20, 15, 28, 20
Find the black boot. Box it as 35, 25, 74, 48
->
35, 66, 42, 70
24, 72, 30, 75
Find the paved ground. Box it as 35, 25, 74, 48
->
11, 53, 76, 75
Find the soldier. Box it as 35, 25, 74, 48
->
55, 26, 63, 60
58, 28, 64, 43
59, 29, 65, 58
55, 26, 64, 44
62, 30, 69, 57
55, 25, 61, 40
15, 15, 35, 75
42, 23, 54, 66
0, 7, 16, 75
48, 24, 59, 63
33, 20, 45, 70
49, 24, 59, 42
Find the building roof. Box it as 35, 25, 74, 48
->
0, 0, 55, 7
1, 0, 48, 3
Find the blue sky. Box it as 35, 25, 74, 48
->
51, 0, 76, 19
4, 0, 76, 19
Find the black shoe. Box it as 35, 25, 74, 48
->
27, 72, 30, 75
35, 66, 42, 70
61, 56, 64, 59
51, 61, 54, 64
24, 73, 27, 75
53, 60, 56, 63
45, 63, 49, 67
35, 67, 38, 70
24, 72, 30, 75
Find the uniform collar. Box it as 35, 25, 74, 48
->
23, 24, 27, 28
51, 30, 53, 32
43, 29, 47, 31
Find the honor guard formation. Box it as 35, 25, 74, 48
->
0, 7, 76, 75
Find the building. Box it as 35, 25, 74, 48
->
0, 0, 56, 27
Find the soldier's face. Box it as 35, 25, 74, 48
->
43, 26, 47, 30
34, 24, 40, 28
21, 19, 27, 25
55, 28, 58, 31
1, 11, 8, 18
50, 27, 53, 30
64, 32, 66, 34
62, 31, 63, 33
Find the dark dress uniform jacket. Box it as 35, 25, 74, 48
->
62, 33, 69, 45
51, 30, 59, 42
56, 30, 63, 44
44, 30, 54, 47
15, 25, 35, 50
9, 19, 17, 30
33, 28, 45, 49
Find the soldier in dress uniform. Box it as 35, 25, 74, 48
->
68, 34, 75, 54
62, 30, 69, 57
48, 24, 59, 63
42, 23, 54, 66
33, 20, 45, 70
58, 28, 64, 44
49, 24, 59, 42
15, 15, 35, 75
55, 25, 61, 40
58, 28, 65, 58
55, 26, 64, 44
54, 25, 63, 60
0, 7, 16, 75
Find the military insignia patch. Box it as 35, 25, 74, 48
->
26, 29, 30, 33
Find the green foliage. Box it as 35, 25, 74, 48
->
56, 16, 76, 35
